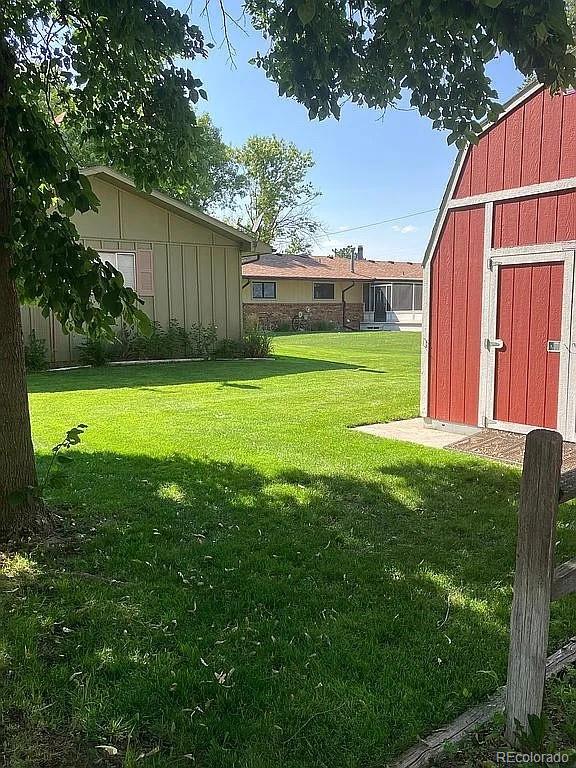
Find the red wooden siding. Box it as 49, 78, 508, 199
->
493, 191, 576, 248
454, 89, 576, 198
493, 263, 563, 428
428, 207, 484, 425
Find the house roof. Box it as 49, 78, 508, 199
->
242, 253, 423, 282
82, 166, 269, 252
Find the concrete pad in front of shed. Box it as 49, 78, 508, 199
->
353, 418, 480, 449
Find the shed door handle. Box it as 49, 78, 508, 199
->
486, 338, 504, 350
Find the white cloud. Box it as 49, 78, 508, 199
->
392, 224, 417, 234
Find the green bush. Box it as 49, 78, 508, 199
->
309, 319, 337, 332
24, 331, 49, 371
274, 321, 292, 332
213, 338, 244, 359
164, 318, 190, 358
188, 322, 218, 358
78, 336, 112, 366
109, 325, 142, 361
242, 327, 273, 358
79, 320, 221, 365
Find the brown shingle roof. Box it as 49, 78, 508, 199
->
242, 253, 422, 281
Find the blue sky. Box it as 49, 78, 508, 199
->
179, 1, 524, 262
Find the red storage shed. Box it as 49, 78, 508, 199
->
421, 83, 576, 441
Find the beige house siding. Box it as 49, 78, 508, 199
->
242, 278, 365, 330
242, 278, 364, 304
22, 175, 245, 363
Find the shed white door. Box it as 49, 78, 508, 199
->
485, 251, 575, 441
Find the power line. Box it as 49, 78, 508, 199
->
324, 207, 439, 236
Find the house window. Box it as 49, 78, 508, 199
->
252, 281, 276, 299
392, 283, 414, 311
413, 284, 423, 311
381, 282, 422, 312
313, 282, 335, 300
99, 252, 136, 290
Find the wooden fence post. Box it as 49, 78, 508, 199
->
504, 429, 563, 744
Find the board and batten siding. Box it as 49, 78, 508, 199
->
21, 177, 244, 362
454, 89, 576, 198
426, 86, 576, 432
493, 190, 576, 248
427, 207, 485, 425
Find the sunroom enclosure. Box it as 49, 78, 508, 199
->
361, 281, 423, 331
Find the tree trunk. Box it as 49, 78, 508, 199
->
0, 35, 42, 538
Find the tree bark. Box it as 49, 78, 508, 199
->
0, 34, 42, 538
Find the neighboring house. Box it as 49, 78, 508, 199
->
422, 83, 576, 441
242, 249, 423, 331
21, 166, 263, 363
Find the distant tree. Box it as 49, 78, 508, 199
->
62, 112, 243, 213
331, 246, 356, 259
232, 136, 321, 251
567, 0, 576, 36
1, 2, 210, 536
245, 0, 575, 145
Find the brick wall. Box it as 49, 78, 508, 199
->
243, 302, 364, 331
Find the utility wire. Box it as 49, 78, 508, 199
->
325, 207, 439, 236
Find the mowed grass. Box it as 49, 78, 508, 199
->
2, 331, 576, 766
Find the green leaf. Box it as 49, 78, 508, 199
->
482, 0, 503, 7
535, 22, 548, 43
134, 309, 153, 337
297, 0, 316, 26
56, 453, 74, 464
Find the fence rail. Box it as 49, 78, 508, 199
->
505, 429, 576, 744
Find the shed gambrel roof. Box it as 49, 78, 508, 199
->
423, 81, 544, 267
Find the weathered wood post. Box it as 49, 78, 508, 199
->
505, 429, 563, 744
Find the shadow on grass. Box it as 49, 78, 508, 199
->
3, 451, 576, 767
27, 355, 385, 394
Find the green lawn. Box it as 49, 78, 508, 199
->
2, 331, 576, 767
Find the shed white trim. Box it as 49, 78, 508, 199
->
448, 176, 576, 211
477, 202, 494, 429
419, 259, 431, 418
483, 249, 575, 440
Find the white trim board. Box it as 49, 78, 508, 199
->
419, 260, 431, 418
477, 202, 494, 429
448, 176, 576, 210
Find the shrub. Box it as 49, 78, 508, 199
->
242, 327, 273, 358
164, 318, 189, 359
274, 321, 292, 332
24, 331, 49, 371
80, 320, 220, 365
309, 319, 337, 332
110, 325, 140, 361
78, 336, 112, 366
188, 322, 218, 358
212, 338, 244, 359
